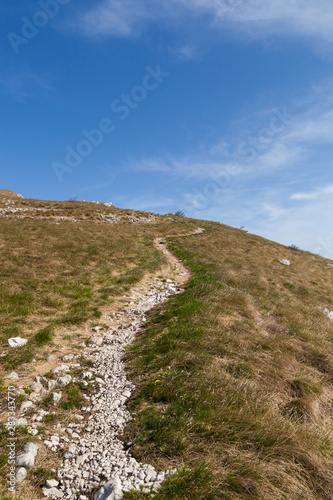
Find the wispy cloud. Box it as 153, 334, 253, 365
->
132, 86, 333, 183
0, 72, 56, 102
291, 184, 333, 201
72, 0, 333, 50
249, 194, 333, 258
123, 81, 333, 257
171, 44, 200, 61
72, 0, 173, 38
211, 1, 333, 41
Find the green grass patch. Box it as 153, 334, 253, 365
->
59, 386, 85, 410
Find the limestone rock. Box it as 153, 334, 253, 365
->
52, 392, 62, 402
30, 381, 43, 393
280, 259, 290, 266
16, 467, 27, 482
56, 375, 72, 386
54, 258, 186, 495
90, 334, 104, 345
51, 365, 70, 374
15, 417, 28, 427
93, 478, 123, 500
41, 486, 64, 498
24, 442, 38, 457
18, 401, 33, 412
62, 354, 75, 361
16, 452, 35, 468
322, 308, 333, 322
45, 479, 59, 488
7, 337, 28, 347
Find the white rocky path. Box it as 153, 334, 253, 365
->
46, 234, 202, 500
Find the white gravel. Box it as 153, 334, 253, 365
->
55, 265, 185, 498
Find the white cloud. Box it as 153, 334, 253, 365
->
291, 184, 333, 200
73, 0, 333, 49
249, 195, 333, 259
180, 184, 333, 258
0, 72, 56, 102
124, 82, 333, 258
291, 192, 318, 201
74, 0, 172, 38
132, 89, 333, 182
172, 44, 199, 61
221, 1, 333, 42
260, 202, 290, 220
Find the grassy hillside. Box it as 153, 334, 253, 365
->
124, 223, 333, 499
0, 194, 196, 498
1, 193, 333, 499
0, 196, 194, 375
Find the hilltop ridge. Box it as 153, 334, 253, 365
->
0, 189, 24, 199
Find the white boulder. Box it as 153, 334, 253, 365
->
7, 337, 28, 347
56, 375, 72, 386
52, 392, 62, 402
41, 486, 64, 498
50, 365, 70, 374
322, 308, 333, 322
62, 354, 75, 361
24, 442, 38, 457
16, 467, 27, 482
30, 381, 43, 393
45, 479, 59, 488
47, 380, 57, 391
18, 401, 33, 412
16, 451, 35, 468
93, 478, 123, 500
15, 417, 28, 427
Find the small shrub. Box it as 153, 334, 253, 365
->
59, 387, 84, 410
34, 325, 54, 346
33, 467, 53, 483
287, 244, 300, 252
42, 394, 54, 407
44, 414, 57, 423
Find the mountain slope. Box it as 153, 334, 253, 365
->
124, 223, 333, 499
0, 194, 333, 499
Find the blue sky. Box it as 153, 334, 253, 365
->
2, 0, 333, 258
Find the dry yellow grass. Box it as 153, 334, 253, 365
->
1, 193, 333, 499
124, 222, 333, 499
